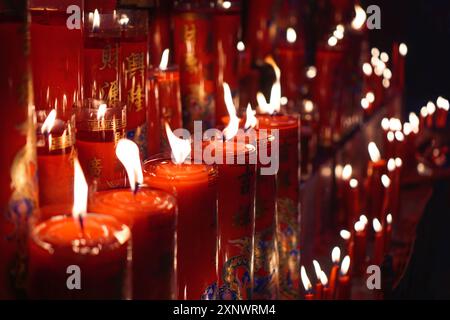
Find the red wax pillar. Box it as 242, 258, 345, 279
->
144, 158, 218, 300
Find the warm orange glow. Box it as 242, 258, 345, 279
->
244, 104, 257, 130
41, 109, 57, 134
352, 5, 367, 30
222, 83, 239, 140
116, 139, 144, 192
93, 9, 100, 30
97, 103, 107, 120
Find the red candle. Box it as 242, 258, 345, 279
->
252, 131, 280, 300
30, 1, 83, 114
301, 266, 314, 300
84, 10, 121, 103
312, 260, 323, 300
366, 142, 386, 220
119, 10, 149, 157
436, 97, 449, 128
173, 1, 216, 130
384, 214, 393, 253
143, 126, 218, 299
28, 157, 130, 299
147, 74, 161, 156
275, 27, 305, 102
256, 113, 300, 299
75, 99, 127, 191
336, 255, 351, 300
372, 218, 384, 266
392, 42, 407, 91
36, 110, 74, 207
328, 246, 341, 299
319, 271, 331, 300
347, 178, 360, 229
353, 220, 367, 276
90, 188, 176, 299
0, 2, 38, 298
28, 213, 130, 299
340, 229, 353, 259
213, 1, 241, 124
153, 50, 183, 151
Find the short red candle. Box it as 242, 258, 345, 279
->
366, 159, 386, 220
384, 215, 393, 253
353, 222, 367, 276
256, 114, 300, 299
90, 188, 177, 299
328, 264, 339, 299
373, 221, 384, 266
36, 111, 74, 207
337, 274, 351, 300
28, 214, 130, 299
75, 100, 127, 191
143, 158, 218, 300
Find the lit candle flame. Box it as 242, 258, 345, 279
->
399, 43, 408, 56
368, 142, 381, 162
349, 178, 358, 188
359, 214, 368, 226
387, 159, 396, 172
304, 100, 314, 113
41, 109, 57, 134
236, 41, 245, 52
437, 96, 449, 111
354, 220, 365, 232
116, 139, 143, 192
381, 174, 391, 188
372, 218, 383, 233
395, 157, 403, 168
93, 9, 100, 31
286, 27, 297, 43
352, 5, 367, 30
97, 103, 107, 120
319, 271, 328, 287
340, 229, 351, 240
165, 123, 191, 164
72, 157, 88, 223
258, 56, 282, 115
300, 266, 312, 292
381, 118, 390, 131
342, 164, 352, 181
222, 82, 239, 140
386, 213, 393, 225
403, 122, 412, 136
395, 131, 404, 142
306, 66, 317, 79
159, 48, 170, 70
363, 63, 373, 76
331, 246, 341, 264
426, 101, 436, 115
244, 104, 257, 130
340, 255, 351, 276
119, 14, 129, 26
312, 260, 322, 280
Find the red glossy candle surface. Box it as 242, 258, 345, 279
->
328, 264, 339, 299
213, 3, 240, 124
0, 8, 38, 299
304, 293, 314, 300
36, 115, 74, 207
205, 141, 256, 300
144, 159, 218, 300
353, 230, 367, 276
253, 133, 279, 300
90, 188, 177, 299
373, 231, 384, 266
173, 5, 216, 130
28, 214, 130, 299
30, 6, 82, 113
366, 160, 386, 220
257, 114, 300, 299
315, 282, 323, 300
337, 275, 351, 300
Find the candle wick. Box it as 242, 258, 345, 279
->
78, 214, 85, 235
133, 182, 140, 195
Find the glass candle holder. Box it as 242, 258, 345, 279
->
36, 109, 75, 207
89, 186, 177, 300
84, 10, 121, 103
119, 9, 149, 158
75, 99, 127, 191
30, 0, 83, 114
143, 154, 218, 300
27, 212, 130, 299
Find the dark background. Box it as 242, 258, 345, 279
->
363, 0, 450, 115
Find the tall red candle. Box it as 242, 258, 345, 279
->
84, 10, 121, 103
336, 255, 351, 300
36, 110, 75, 207
75, 99, 127, 191
366, 142, 386, 220
173, 1, 216, 130
384, 214, 393, 253
143, 155, 218, 300
30, 1, 83, 114
0, 1, 38, 298
256, 113, 300, 299
353, 220, 367, 276
328, 246, 341, 299
28, 213, 130, 299
300, 266, 314, 300
120, 9, 149, 157
372, 218, 384, 266
213, 1, 241, 124
90, 188, 177, 299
